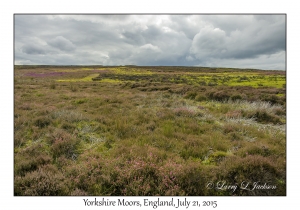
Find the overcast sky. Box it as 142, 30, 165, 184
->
14, 14, 286, 70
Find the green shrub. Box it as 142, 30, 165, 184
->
49, 129, 80, 159
207, 82, 217, 86
231, 94, 243, 101
15, 153, 51, 176
237, 145, 271, 157
114, 118, 136, 139
229, 132, 243, 141
173, 107, 202, 118
60, 122, 76, 132
50, 82, 56, 89
74, 99, 88, 105
195, 94, 207, 101
67, 147, 191, 196
246, 110, 282, 124
184, 91, 197, 100
212, 155, 285, 195
176, 163, 212, 195
180, 137, 206, 159
223, 124, 240, 134
212, 91, 231, 101
14, 131, 26, 147
274, 108, 285, 116
15, 165, 70, 196
34, 117, 51, 128
161, 121, 175, 138
70, 84, 78, 92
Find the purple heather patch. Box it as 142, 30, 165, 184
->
24, 72, 68, 78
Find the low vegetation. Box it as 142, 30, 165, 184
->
14, 65, 286, 196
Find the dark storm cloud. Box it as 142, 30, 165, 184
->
121, 31, 145, 45
21, 43, 46, 55
47, 36, 76, 51
14, 14, 286, 70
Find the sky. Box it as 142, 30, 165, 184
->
14, 14, 286, 70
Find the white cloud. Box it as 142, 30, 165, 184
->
190, 26, 227, 59
140, 43, 161, 52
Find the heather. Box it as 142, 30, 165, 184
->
14, 66, 286, 196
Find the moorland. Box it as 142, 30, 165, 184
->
14, 65, 286, 196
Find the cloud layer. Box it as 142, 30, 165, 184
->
14, 15, 286, 70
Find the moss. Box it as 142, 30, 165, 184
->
57, 74, 99, 82
99, 78, 122, 83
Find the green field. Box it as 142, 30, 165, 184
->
14, 66, 286, 196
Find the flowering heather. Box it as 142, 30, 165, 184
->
24, 72, 68, 78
